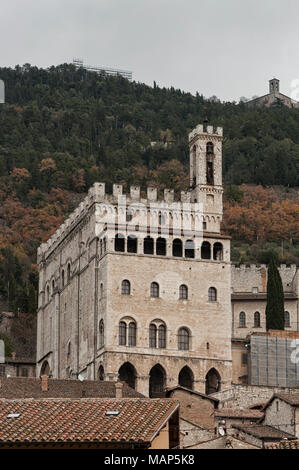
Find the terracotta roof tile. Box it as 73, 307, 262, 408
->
274, 393, 299, 406
267, 440, 299, 449
0, 377, 144, 399
0, 398, 179, 444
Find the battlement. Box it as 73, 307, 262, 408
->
37, 182, 202, 260
188, 124, 223, 143
232, 264, 297, 272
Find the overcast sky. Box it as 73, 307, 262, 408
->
1, 0, 299, 101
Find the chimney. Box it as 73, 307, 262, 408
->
115, 381, 123, 398
41, 375, 48, 392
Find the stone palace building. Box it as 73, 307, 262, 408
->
36, 122, 299, 396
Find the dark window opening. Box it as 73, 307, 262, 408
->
127, 235, 137, 253
150, 282, 159, 298
205, 368, 221, 395
179, 284, 188, 300
115, 233, 125, 252
158, 324, 166, 349
213, 243, 223, 261
239, 312, 246, 328
178, 328, 190, 351
149, 364, 166, 398
121, 280, 131, 295
185, 240, 195, 258
208, 287, 217, 302
156, 237, 166, 256
207, 142, 214, 154
201, 241, 211, 260
207, 161, 214, 185
254, 311, 261, 328
119, 321, 127, 345
98, 365, 104, 381
118, 362, 136, 390
285, 311, 290, 328
128, 322, 137, 347
144, 236, 154, 255
178, 366, 194, 390
173, 238, 183, 257
149, 324, 157, 348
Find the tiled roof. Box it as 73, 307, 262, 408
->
274, 393, 299, 406
0, 398, 179, 444
232, 424, 295, 440
267, 440, 299, 449
0, 377, 144, 399
165, 386, 219, 404
215, 408, 264, 419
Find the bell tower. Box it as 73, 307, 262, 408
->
269, 78, 280, 95
189, 122, 223, 233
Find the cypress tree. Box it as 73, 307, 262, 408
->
265, 256, 285, 330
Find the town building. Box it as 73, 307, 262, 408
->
262, 393, 299, 438
36, 123, 232, 397
0, 397, 179, 449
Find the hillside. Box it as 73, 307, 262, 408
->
0, 64, 298, 324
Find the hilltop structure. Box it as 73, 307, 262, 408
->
246, 78, 299, 108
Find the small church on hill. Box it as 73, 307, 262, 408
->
246, 78, 299, 108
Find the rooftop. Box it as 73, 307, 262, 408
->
0, 398, 178, 445
215, 408, 264, 420
232, 424, 295, 440
0, 377, 144, 399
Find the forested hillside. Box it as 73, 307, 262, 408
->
0, 63, 298, 326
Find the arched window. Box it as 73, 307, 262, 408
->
206, 143, 214, 185
67, 263, 71, 282
178, 328, 190, 351
158, 212, 165, 226
100, 239, 103, 255
127, 235, 137, 253
99, 320, 104, 347
150, 282, 159, 298
103, 238, 107, 252
118, 362, 136, 390
156, 237, 166, 256
285, 311, 290, 328
119, 321, 127, 345
173, 239, 183, 257
185, 240, 195, 258
61, 270, 65, 288
46, 285, 50, 303
205, 368, 221, 395
179, 284, 188, 300
144, 236, 154, 255
52, 280, 55, 295
100, 283, 103, 299
239, 312, 246, 328
208, 287, 217, 302
40, 360, 50, 377
206, 142, 214, 154
115, 233, 125, 252
121, 280, 131, 295
158, 324, 166, 349
128, 322, 137, 347
149, 364, 166, 398
98, 365, 104, 381
201, 241, 211, 260
254, 312, 261, 328
179, 366, 194, 390
149, 323, 157, 348
213, 243, 223, 261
